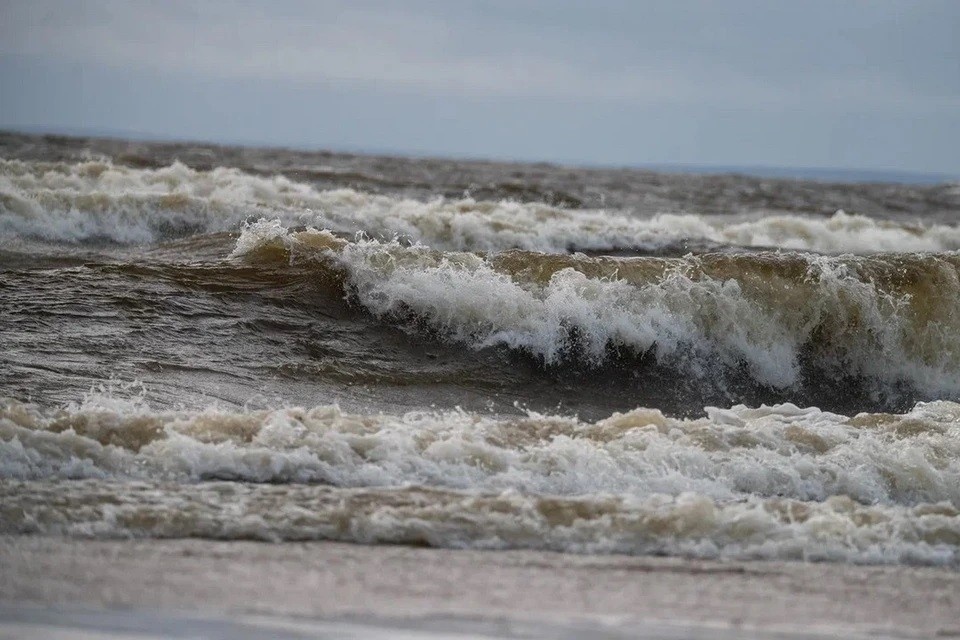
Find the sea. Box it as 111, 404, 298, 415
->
2, 131, 960, 566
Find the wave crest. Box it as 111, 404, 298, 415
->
4, 158, 960, 253
234, 222, 960, 395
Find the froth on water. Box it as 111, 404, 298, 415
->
2, 392, 959, 565
2, 133, 959, 567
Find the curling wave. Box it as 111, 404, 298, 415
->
233, 221, 960, 396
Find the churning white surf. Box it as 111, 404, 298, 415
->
4, 393, 959, 505
2, 394, 959, 564
234, 222, 960, 394
4, 157, 960, 253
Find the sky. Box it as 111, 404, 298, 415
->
0, 0, 958, 174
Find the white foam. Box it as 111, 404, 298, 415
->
4, 158, 960, 253
0, 158, 316, 243
236, 225, 960, 393
3, 395, 960, 506
2, 395, 959, 564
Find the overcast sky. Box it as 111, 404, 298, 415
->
1, 0, 958, 173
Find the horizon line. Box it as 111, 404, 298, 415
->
2, 124, 955, 187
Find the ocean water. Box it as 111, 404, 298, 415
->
2, 131, 960, 565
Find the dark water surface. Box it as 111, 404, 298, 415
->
2, 131, 960, 564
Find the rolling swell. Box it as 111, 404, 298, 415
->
233, 221, 960, 407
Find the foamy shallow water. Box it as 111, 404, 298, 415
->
2, 395, 959, 564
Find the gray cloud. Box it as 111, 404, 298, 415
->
0, 0, 958, 172
2, 0, 956, 106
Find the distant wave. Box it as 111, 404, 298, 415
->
4, 158, 960, 253
3, 394, 958, 564
234, 222, 960, 396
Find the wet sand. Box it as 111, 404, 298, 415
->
1, 536, 958, 639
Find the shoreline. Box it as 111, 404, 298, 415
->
2, 536, 958, 638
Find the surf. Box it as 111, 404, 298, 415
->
6, 158, 960, 253
3, 393, 959, 564
233, 221, 960, 399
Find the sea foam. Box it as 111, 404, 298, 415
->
234, 223, 960, 395
2, 394, 959, 564
4, 395, 959, 506
4, 158, 960, 253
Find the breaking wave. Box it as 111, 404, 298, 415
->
7, 138, 960, 570
233, 222, 960, 396
4, 158, 960, 253
2, 394, 959, 564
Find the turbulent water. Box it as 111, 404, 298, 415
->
2, 131, 960, 565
